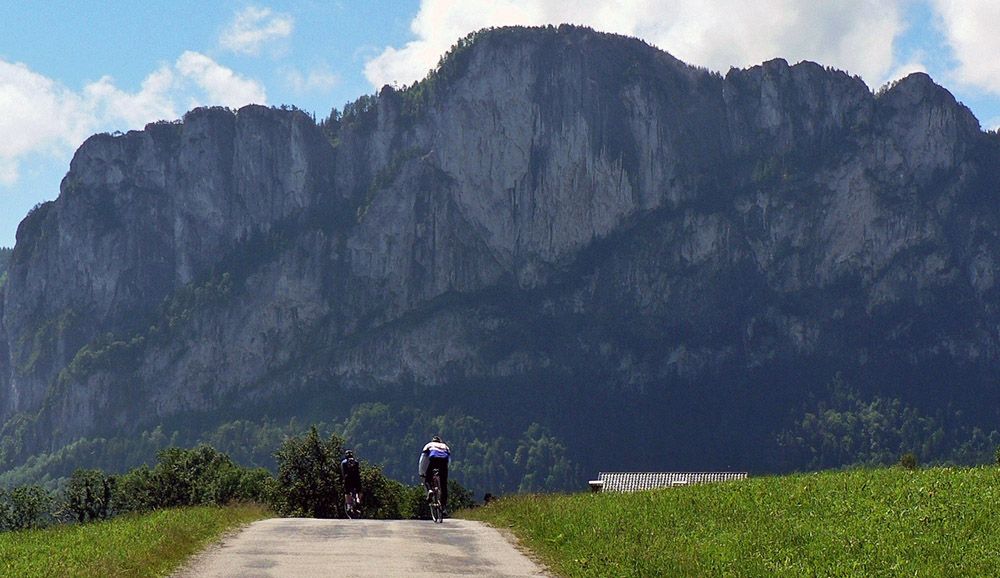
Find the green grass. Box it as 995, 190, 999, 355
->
0, 504, 270, 577
461, 467, 1000, 577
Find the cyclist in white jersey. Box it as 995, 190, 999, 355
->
418, 436, 451, 511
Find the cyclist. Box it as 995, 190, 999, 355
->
418, 435, 451, 512
341, 450, 363, 516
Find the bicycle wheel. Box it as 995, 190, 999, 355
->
430, 474, 444, 523
430, 496, 442, 523
353, 492, 363, 519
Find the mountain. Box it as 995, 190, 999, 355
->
3, 25, 1000, 489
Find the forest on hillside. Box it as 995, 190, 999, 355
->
2, 372, 998, 497
0, 247, 11, 287
0, 395, 578, 499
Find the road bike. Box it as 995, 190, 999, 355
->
345, 489, 363, 519
428, 468, 444, 523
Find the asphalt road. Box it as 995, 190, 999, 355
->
172, 518, 550, 577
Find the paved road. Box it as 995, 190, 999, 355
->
173, 518, 550, 577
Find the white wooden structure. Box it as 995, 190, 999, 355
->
589, 471, 748, 492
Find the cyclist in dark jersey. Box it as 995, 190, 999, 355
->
341, 450, 363, 514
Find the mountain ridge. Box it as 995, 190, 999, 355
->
2, 25, 1000, 483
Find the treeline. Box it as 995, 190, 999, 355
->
1, 403, 579, 498
0, 426, 473, 533
778, 375, 1000, 471
0, 246, 11, 288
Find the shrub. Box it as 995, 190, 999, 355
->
995, 446, 1000, 466
235, 467, 279, 505
273, 426, 343, 518
111, 446, 276, 513
448, 479, 476, 511
65, 468, 115, 523
899, 452, 919, 470
113, 465, 158, 514
408, 484, 432, 520
0, 485, 53, 531
357, 463, 412, 520
149, 445, 242, 507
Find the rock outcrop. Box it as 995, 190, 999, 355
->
2, 25, 999, 468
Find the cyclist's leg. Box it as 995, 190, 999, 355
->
428, 457, 448, 509
440, 465, 449, 511
345, 484, 358, 510
423, 473, 434, 500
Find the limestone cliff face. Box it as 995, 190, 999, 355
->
2, 25, 999, 455
1, 106, 334, 428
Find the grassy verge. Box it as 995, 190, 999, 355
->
0, 504, 270, 577
461, 467, 1000, 577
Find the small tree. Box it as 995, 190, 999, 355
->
274, 426, 343, 518
994, 445, 1000, 466
899, 452, 919, 470
357, 463, 412, 519
110, 445, 271, 513
0, 485, 53, 531
150, 445, 241, 507
65, 469, 115, 523
234, 467, 279, 505
447, 479, 476, 511
113, 465, 158, 514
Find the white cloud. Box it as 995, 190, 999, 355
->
177, 51, 267, 106
364, 0, 543, 87
220, 6, 294, 56
930, 0, 1000, 95
879, 50, 928, 90
0, 53, 266, 190
0, 59, 93, 185
0, 158, 17, 186
364, 0, 906, 89
84, 66, 180, 130
283, 66, 340, 93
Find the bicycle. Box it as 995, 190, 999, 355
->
345, 489, 363, 519
427, 468, 444, 523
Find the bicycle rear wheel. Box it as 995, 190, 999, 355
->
430, 474, 444, 523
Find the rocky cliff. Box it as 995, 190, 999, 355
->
2, 25, 999, 472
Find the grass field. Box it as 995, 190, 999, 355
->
0, 504, 270, 577
462, 467, 1000, 577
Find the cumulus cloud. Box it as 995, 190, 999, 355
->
364, 0, 906, 89
176, 51, 267, 106
930, 0, 1000, 95
881, 54, 928, 91
283, 66, 340, 93
84, 66, 180, 130
0, 53, 265, 189
0, 59, 93, 185
220, 6, 294, 56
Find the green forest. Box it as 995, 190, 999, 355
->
3, 371, 998, 501
0, 398, 578, 501
777, 375, 1000, 471
1, 426, 475, 534
0, 246, 11, 288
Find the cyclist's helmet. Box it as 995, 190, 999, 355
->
431, 436, 442, 443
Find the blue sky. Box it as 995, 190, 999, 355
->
2, 1, 999, 248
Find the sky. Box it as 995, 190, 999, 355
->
2, 1, 999, 249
